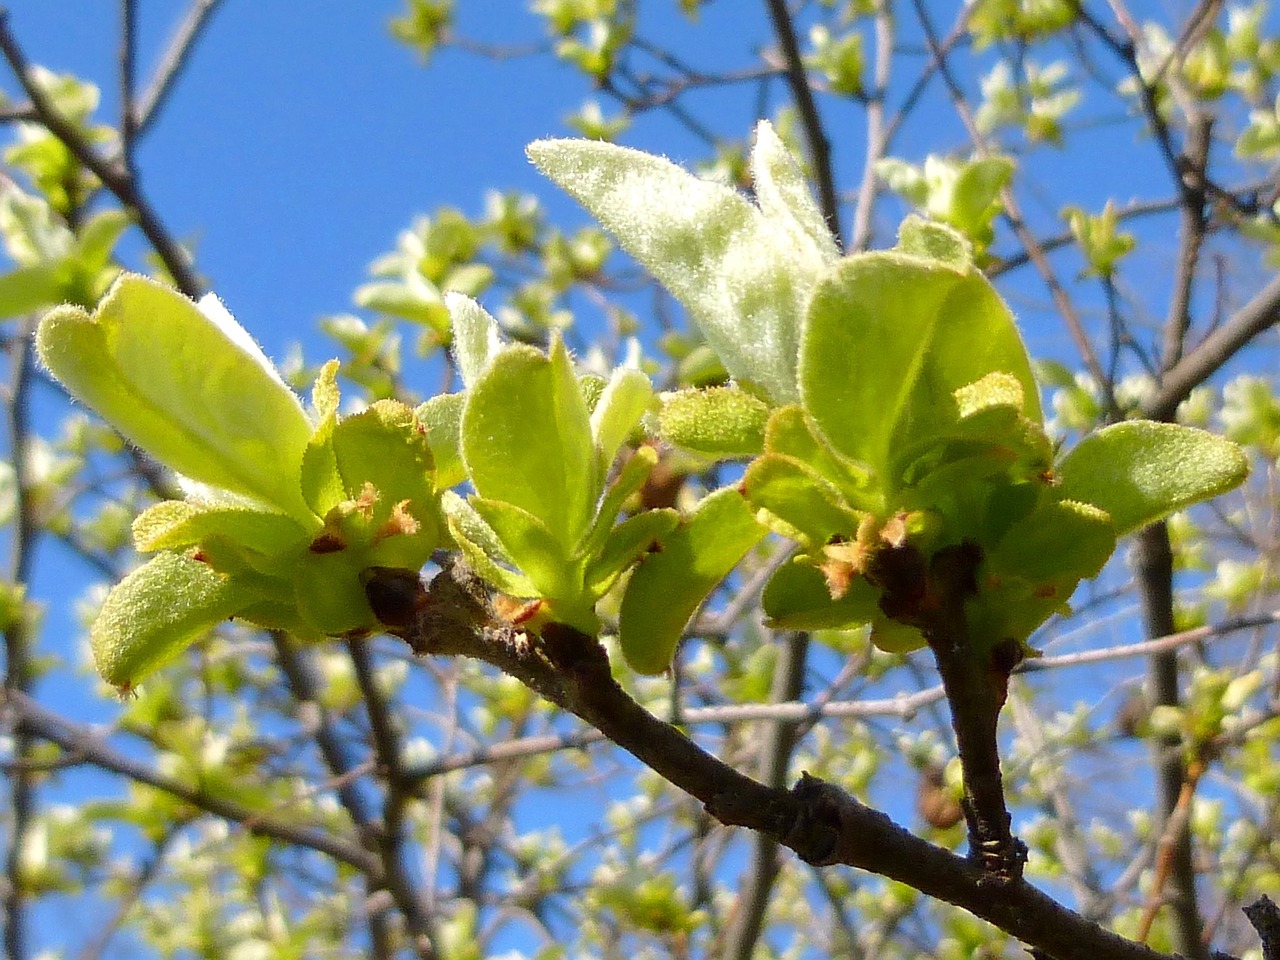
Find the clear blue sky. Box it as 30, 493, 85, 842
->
3, 2, 775, 363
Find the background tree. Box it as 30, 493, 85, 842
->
1, 2, 1280, 960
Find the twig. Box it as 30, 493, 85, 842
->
850, 0, 893, 252
132, 0, 225, 136
347, 638, 440, 960
119, 0, 138, 170
763, 0, 842, 246
720, 632, 809, 960
386, 564, 1199, 960
271, 633, 397, 959
0, 11, 202, 298
3, 315, 38, 960
1243, 896, 1280, 960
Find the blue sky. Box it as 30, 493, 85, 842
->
3, 2, 783, 364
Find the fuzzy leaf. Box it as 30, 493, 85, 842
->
800, 253, 1040, 487
91, 552, 247, 690
750, 120, 840, 264
586, 508, 679, 597
657, 386, 769, 458
470, 497, 575, 600
132, 500, 309, 556
37, 274, 314, 521
761, 556, 881, 630
441, 491, 538, 597
1056, 421, 1249, 536
416, 392, 466, 489
618, 487, 765, 674
591, 364, 653, 468
742, 454, 861, 546
528, 136, 823, 404
445, 293, 502, 388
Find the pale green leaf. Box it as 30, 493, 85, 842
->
445, 293, 502, 388
91, 552, 247, 690
750, 120, 840, 264
1056, 421, 1249, 536
590, 363, 652, 468
37, 274, 315, 522
461, 340, 597, 548
528, 137, 820, 404
800, 254, 1040, 486
657, 386, 769, 458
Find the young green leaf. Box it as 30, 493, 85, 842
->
92, 552, 248, 691
800, 253, 1040, 486
761, 554, 881, 630
618, 487, 766, 674
469, 497, 576, 601
590, 362, 653, 468
1056, 421, 1249, 536
749, 120, 840, 264
416, 392, 466, 489
461, 340, 597, 549
37, 274, 315, 522
742, 454, 862, 546
585, 509, 679, 598
132, 500, 310, 557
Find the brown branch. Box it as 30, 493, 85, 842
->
1134, 522, 1208, 959
763, 0, 842, 247
1142, 271, 1280, 421
3, 316, 38, 960
0, 11, 202, 298
378, 563, 1208, 960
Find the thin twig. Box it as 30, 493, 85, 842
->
0, 11, 202, 298
132, 0, 225, 136
763, 0, 843, 246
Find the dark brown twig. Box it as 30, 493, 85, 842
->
763, 0, 842, 246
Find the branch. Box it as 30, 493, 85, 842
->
132, 0, 225, 136
721, 632, 809, 960
376, 564, 1208, 960
3, 317, 38, 960
763, 0, 842, 246
346, 638, 440, 960
1142, 271, 1280, 421
0, 11, 202, 298
850, 0, 893, 252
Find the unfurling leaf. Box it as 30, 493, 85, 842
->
37, 274, 315, 522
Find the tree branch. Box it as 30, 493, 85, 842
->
0, 11, 202, 298
377, 563, 1216, 960
763, 0, 842, 247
